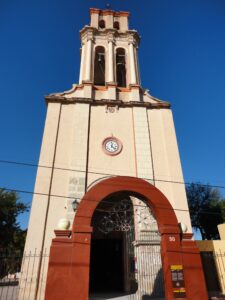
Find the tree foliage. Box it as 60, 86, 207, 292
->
0, 189, 28, 278
0, 188, 28, 251
186, 183, 225, 240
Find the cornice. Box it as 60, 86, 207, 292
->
80, 26, 97, 38
45, 95, 171, 109
80, 26, 140, 45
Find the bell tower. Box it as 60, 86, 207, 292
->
22, 7, 208, 300
77, 8, 141, 100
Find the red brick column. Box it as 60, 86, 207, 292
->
161, 228, 183, 300
181, 234, 208, 300
45, 226, 92, 300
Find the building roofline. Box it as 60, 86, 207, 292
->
90, 8, 130, 18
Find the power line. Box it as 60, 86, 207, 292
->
1, 184, 225, 216
0, 158, 224, 189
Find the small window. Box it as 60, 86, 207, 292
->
94, 46, 105, 86
116, 48, 126, 87
113, 21, 120, 30
99, 19, 105, 29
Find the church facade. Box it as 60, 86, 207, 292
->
21, 8, 208, 300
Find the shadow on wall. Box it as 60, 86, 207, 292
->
142, 268, 165, 300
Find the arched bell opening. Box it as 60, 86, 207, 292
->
89, 191, 165, 300
94, 46, 106, 86
113, 21, 120, 30
116, 48, 126, 87
99, 19, 105, 30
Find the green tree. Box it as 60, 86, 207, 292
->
0, 188, 28, 251
0, 189, 28, 278
186, 183, 225, 240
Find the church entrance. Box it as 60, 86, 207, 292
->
89, 192, 165, 300
89, 238, 124, 293
45, 176, 208, 300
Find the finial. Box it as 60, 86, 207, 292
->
106, 3, 111, 9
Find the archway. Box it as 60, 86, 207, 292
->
89, 191, 165, 299
45, 176, 208, 300
94, 46, 105, 86
116, 48, 126, 87
73, 176, 177, 230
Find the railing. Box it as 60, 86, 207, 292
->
4, 249, 225, 300
200, 251, 225, 299
0, 250, 49, 300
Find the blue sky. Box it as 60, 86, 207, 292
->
0, 0, 225, 232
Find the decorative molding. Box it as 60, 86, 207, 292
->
89, 8, 100, 15
105, 105, 119, 113
127, 32, 140, 46
106, 81, 117, 87
130, 84, 141, 90
182, 233, 193, 240
80, 26, 97, 40
107, 33, 115, 44
128, 37, 136, 46
45, 95, 171, 109
89, 8, 129, 18
93, 85, 107, 91
133, 240, 161, 246
82, 80, 93, 85
115, 11, 130, 17
101, 10, 114, 16
54, 230, 72, 238
86, 30, 94, 41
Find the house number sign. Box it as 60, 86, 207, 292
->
170, 265, 186, 299
169, 236, 176, 242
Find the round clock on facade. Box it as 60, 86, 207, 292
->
102, 137, 123, 156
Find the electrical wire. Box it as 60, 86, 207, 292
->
1, 185, 224, 216
0, 158, 224, 216
0, 158, 224, 189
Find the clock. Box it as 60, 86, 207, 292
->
102, 137, 122, 156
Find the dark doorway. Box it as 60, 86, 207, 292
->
94, 46, 105, 86
116, 48, 126, 87
89, 193, 136, 297
89, 238, 123, 292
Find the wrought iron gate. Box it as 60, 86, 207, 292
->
90, 195, 165, 300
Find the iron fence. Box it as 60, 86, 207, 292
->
0, 250, 49, 300
200, 251, 225, 300
2, 249, 225, 300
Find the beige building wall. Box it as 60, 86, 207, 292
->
22, 103, 192, 300
148, 109, 191, 231
87, 105, 136, 187
22, 7, 193, 300
21, 102, 91, 300
133, 107, 153, 181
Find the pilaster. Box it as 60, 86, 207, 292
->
84, 30, 94, 82
128, 39, 137, 85
79, 42, 85, 84
132, 107, 154, 181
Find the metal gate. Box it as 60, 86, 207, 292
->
89, 194, 165, 300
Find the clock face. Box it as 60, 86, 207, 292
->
103, 137, 122, 156
105, 140, 119, 152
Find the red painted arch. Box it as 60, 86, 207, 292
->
73, 176, 179, 234
45, 176, 208, 300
